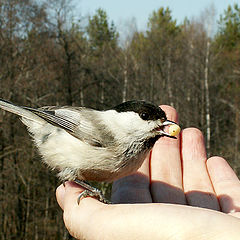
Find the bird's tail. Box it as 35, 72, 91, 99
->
0, 98, 43, 123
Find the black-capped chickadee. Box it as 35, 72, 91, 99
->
0, 99, 180, 202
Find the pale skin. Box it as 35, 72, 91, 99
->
56, 106, 240, 240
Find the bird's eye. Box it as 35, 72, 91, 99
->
161, 117, 166, 122
140, 112, 149, 120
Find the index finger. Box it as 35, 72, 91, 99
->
150, 105, 186, 204
111, 155, 152, 203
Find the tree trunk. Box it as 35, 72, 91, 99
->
204, 39, 211, 156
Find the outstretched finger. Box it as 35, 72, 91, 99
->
150, 105, 185, 204
111, 156, 152, 203
207, 156, 240, 216
181, 128, 220, 210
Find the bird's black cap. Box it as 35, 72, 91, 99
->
113, 100, 167, 121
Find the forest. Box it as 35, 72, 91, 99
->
0, 0, 240, 239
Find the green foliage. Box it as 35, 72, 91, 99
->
147, 7, 180, 37
216, 4, 240, 50
213, 3, 240, 92
87, 8, 118, 49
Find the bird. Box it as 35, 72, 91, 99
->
0, 98, 180, 202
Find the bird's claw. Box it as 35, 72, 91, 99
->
73, 179, 110, 204
77, 189, 110, 204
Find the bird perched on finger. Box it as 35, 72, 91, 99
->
0, 99, 180, 202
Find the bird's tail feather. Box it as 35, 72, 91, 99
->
0, 98, 43, 123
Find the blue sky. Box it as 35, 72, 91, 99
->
78, 0, 237, 31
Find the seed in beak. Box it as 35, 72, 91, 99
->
169, 124, 181, 137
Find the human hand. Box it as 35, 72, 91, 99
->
112, 105, 240, 216
56, 106, 240, 240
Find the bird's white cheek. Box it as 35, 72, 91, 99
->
102, 111, 152, 136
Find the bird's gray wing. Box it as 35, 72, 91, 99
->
23, 106, 107, 147
23, 106, 78, 132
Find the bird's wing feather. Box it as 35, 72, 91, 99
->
0, 99, 112, 147
23, 107, 78, 132
23, 106, 106, 147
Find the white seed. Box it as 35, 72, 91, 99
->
169, 124, 181, 137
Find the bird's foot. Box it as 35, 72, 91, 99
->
74, 179, 110, 204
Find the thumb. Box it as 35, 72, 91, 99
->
56, 181, 104, 239
56, 181, 84, 210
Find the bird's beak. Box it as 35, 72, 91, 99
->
162, 120, 176, 126
158, 120, 179, 139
